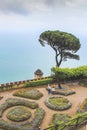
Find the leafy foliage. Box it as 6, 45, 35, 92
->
51, 66, 87, 81
39, 30, 81, 67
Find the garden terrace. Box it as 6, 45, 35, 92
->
0, 82, 87, 129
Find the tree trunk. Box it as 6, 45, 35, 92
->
55, 54, 59, 67
57, 79, 62, 89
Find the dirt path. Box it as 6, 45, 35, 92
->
0, 84, 87, 129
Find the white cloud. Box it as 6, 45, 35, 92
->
0, 0, 86, 15
0, 0, 87, 37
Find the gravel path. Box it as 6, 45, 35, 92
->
0, 84, 87, 129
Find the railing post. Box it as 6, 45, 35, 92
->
55, 124, 59, 130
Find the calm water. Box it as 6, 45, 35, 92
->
0, 32, 55, 83
0, 31, 86, 84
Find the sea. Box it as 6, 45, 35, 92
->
0, 31, 55, 84
0, 31, 86, 84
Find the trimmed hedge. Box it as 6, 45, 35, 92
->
24, 78, 53, 87
51, 66, 87, 82
0, 98, 38, 117
0, 108, 45, 130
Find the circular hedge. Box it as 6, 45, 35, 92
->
7, 106, 31, 122
13, 89, 43, 100
45, 96, 72, 111
0, 98, 45, 130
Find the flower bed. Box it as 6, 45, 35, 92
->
52, 114, 70, 124
45, 96, 72, 111
7, 106, 31, 122
0, 98, 38, 117
13, 89, 43, 100
0, 97, 45, 130
0, 108, 45, 130
56, 89, 75, 96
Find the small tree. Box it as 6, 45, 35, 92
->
39, 30, 81, 88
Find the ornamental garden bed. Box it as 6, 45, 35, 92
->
0, 98, 45, 130
45, 96, 72, 111
52, 114, 71, 124
55, 88, 75, 96
0, 98, 38, 117
7, 106, 31, 122
13, 89, 43, 100
55, 86, 76, 96
46, 85, 75, 96
0, 108, 45, 130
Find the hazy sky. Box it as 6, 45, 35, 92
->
0, 0, 87, 68
0, 0, 87, 35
